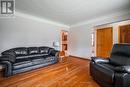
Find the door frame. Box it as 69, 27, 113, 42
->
60, 30, 68, 57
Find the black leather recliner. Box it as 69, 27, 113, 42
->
90, 44, 130, 87
0, 46, 59, 77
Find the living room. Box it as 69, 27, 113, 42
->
0, 0, 130, 87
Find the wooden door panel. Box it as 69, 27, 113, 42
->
119, 24, 130, 43
96, 27, 113, 58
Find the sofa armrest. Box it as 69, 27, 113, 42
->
115, 66, 130, 73
91, 57, 110, 63
0, 61, 12, 77
50, 50, 59, 57
2, 50, 16, 57
0, 55, 16, 63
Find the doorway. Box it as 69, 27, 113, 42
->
118, 24, 130, 43
96, 27, 113, 58
60, 30, 68, 57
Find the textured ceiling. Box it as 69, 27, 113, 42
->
16, 0, 130, 26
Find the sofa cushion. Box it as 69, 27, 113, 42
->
32, 58, 44, 65
39, 47, 50, 54
16, 54, 48, 60
13, 47, 28, 56
15, 58, 30, 63
13, 61, 33, 70
2, 47, 28, 57
28, 47, 39, 55
12, 61, 56, 75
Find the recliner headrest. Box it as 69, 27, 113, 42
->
110, 44, 130, 65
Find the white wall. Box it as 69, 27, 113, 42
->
69, 9, 130, 59
69, 25, 92, 58
0, 12, 69, 53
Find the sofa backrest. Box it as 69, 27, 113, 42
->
110, 44, 130, 66
39, 46, 51, 54
2, 46, 54, 57
28, 47, 39, 55
2, 47, 28, 57
13, 47, 28, 56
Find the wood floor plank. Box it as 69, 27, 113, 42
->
0, 57, 100, 87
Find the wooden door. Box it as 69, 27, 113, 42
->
96, 27, 113, 58
119, 24, 130, 43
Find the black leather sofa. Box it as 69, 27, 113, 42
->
90, 44, 130, 87
0, 46, 59, 77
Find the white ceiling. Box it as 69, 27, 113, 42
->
16, 0, 130, 26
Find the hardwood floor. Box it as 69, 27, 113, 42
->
0, 57, 100, 87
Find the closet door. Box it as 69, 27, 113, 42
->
96, 27, 113, 58
119, 24, 130, 43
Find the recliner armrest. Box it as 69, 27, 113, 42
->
91, 57, 110, 63
115, 66, 130, 73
